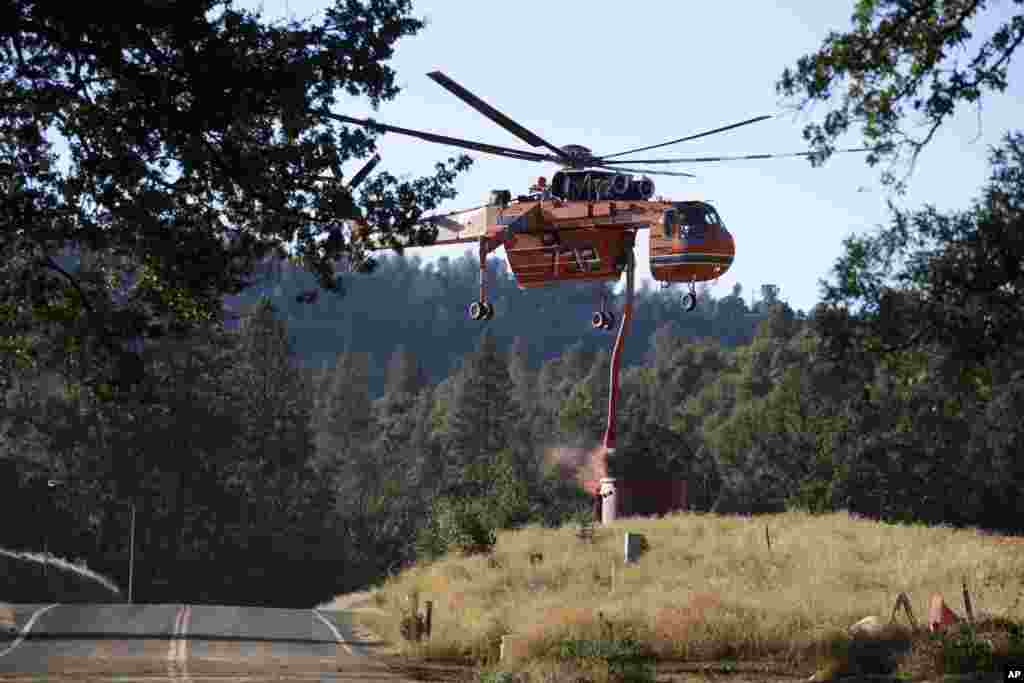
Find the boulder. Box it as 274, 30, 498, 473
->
0, 603, 15, 636
928, 593, 961, 633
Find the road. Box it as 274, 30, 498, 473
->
0, 602, 411, 682
3, 604, 994, 683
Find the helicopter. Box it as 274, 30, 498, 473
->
321, 71, 870, 322
317, 72, 869, 521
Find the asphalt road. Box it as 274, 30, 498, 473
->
0, 603, 402, 681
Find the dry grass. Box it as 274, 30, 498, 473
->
354, 510, 1024, 678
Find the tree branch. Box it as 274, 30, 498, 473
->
38, 253, 141, 367
40, 255, 96, 316
9, 30, 28, 73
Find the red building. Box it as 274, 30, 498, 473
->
581, 476, 688, 520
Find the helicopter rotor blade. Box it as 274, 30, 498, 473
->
598, 115, 774, 161
592, 164, 697, 178
598, 147, 875, 165
427, 71, 570, 161
346, 153, 381, 189
318, 111, 558, 163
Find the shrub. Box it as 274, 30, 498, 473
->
416, 497, 497, 561
941, 624, 995, 674
557, 636, 656, 683
938, 621, 1024, 676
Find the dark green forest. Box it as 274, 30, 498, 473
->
4, 0, 1024, 609
230, 249, 781, 397
6, 132, 1024, 605
0, 252, 781, 605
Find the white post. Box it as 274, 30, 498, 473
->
624, 532, 647, 564
600, 477, 617, 525
128, 501, 136, 604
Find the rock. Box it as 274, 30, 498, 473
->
928, 593, 961, 633
0, 604, 15, 636
848, 615, 912, 640
848, 615, 887, 639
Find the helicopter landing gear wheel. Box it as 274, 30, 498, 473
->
681, 280, 698, 312
592, 311, 616, 330
470, 301, 494, 321
593, 287, 616, 330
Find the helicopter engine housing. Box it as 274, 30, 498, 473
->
610, 173, 631, 195
634, 177, 655, 199
550, 170, 656, 202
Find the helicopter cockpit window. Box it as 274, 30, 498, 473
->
706, 207, 726, 231
679, 204, 708, 241
683, 205, 707, 225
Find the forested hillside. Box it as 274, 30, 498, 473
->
227, 250, 781, 397
0, 253, 776, 605
6, 151, 1024, 604
4, 0, 1023, 613
8, 146, 1024, 605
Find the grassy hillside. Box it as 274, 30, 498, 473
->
355, 511, 1024, 681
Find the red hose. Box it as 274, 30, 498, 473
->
602, 249, 635, 453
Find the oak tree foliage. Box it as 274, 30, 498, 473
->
1, 0, 471, 396
817, 132, 1024, 375
778, 0, 1024, 188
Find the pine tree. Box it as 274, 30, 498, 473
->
409, 388, 444, 497
507, 336, 536, 418
561, 341, 593, 386
219, 301, 346, 605
341, 371, 434, 587
372, 394, 415, 455
313, 350, 373, 459
384, 345, 426, 398
533, 357, 562, 441
225, 303, 316, 541
559, 349, 610, 440
231, 299, 314, 474
443, 331, 519, 498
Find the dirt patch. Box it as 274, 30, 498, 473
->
653, 661, 809, 682
981, 534, 1024, 547
380, 659, 811, 683
346, 608, 396, 651
378, 655, 479, 683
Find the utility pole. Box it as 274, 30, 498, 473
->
43, 479, 65, 581
128, 500, 136, 604
49, 477, 138, 603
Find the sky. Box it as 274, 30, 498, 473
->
55, 1, 1024, 313
250, 0, 1018, 314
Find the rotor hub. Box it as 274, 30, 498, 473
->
560, 144, 594, 169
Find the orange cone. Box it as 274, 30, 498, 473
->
928, 593, 961, 632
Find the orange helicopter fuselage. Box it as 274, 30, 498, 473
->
428, 198, 735, 289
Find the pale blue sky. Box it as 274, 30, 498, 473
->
64, 1, 1024, 312
247, 0, 1020, 312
